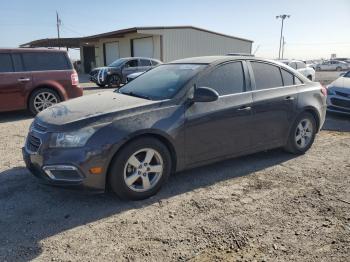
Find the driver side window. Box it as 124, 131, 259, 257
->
125, 59, 139, 68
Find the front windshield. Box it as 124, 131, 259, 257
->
118, 64, 205, 100
109, 58, 127, 67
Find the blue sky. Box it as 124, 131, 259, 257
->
0, 0, 349, 60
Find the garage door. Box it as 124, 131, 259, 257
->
133, 37, 154, 58
104, 42, 119, 65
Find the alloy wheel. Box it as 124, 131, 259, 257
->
34, 92, 58, 112
295, 118, 313, 149
123, 148, 164, 192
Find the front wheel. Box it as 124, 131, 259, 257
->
284, 112, 316, 154
107, 75, 121, 88
336, 67, 342, 71
108, 137, 172, 200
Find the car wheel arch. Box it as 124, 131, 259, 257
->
105, 132, 178, 189
294, 107, 321, 133
26, 84, 65, 109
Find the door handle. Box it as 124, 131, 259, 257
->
18, 78, 31, 82
237, 106, 252, 111
285, 96, 295, 101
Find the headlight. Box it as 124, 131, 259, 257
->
327, 87, 336, 96
50, 127, 96, 148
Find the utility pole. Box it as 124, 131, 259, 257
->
56, 11, 61, 49
276, 14, 290, 59
281, 37, 286, 59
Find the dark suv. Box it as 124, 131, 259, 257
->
0, 48, 82, 115
89, 57, 161, 88
23, 56, 327, 200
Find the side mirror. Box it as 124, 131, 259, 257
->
192, 87, 219, 103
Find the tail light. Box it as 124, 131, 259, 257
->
71, 71, 79, 86
320, 84, 327, 97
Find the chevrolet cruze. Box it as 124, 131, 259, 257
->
23, 56, 327, 200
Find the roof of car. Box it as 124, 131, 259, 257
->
169, 55, 272, 65
0, 48, 67, 53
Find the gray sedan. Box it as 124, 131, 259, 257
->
316, 60, 349, 71
327, 71, 350, 114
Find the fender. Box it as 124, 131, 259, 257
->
26, 80, 69, 103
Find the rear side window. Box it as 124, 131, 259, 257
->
198, 62, 245, 96
281, 69, 294, 86
251, 62, 283, 90
140, 59, 151, 66
22, 52, 70, 71
289, 62, 297, 69
0, 53, 13, 73
296, 62, 306, 69
12, 53, 24, 72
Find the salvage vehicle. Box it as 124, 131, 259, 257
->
89, 57, 162, 88
23, 56, 327, 200
279, 60, 315, 81
326, 71, 350, 114
316, 60, 349, 71
0, 48, 82, 115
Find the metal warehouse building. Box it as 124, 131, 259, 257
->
21, 26, 253, 73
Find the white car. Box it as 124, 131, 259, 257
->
316, 60, 349, 71
326, 71, 350, 114
279, 60, 316, 81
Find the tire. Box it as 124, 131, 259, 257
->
316, 67, 321, 71
336, 67, 342, 71
284, 112, 317, 154
307, 75, 312, 81
96, 83, 106, 88
108, 137, 172, 200
107, 74, 121, 88
28, 88, 61, 116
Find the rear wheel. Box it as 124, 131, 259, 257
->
284, 112, 316, 154
28, 88, 61, 115
108, 137, 171, 200
307, 75, 312, 80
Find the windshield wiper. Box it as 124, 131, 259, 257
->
120, 91, 152, 100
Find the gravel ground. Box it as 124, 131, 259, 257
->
0, 75, 349, 261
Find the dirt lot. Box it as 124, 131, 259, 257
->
0, 73, 349, 262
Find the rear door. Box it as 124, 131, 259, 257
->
0, 52, 32, 112
248, 61, 298, 149
138, 59, 152, 72
185, 61, 254, 165
21, 52, 73, 92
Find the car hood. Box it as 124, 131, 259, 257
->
36, 91, 158, 128
329, 77, 350, 89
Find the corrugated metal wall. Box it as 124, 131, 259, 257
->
139, 28, 252, 62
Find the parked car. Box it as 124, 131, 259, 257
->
334, 58, 350, 64
326, 71, 350, 114
126, 71, 145, 83
279, 60, 315, 81
0, 48, 82, 115
23, 56, 327, 200
303, 60, 320, 70
315, 60, 349, 71
89, 57, 162, 88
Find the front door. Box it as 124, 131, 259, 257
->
184, 61, 254, 165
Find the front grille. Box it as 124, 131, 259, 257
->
27, 134, 41, 153
33, 122, 47, 132
335, 91, 350, 98
331, 98, 350, 108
